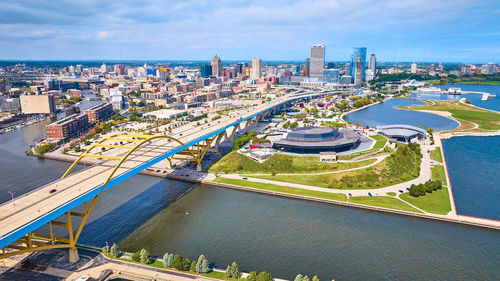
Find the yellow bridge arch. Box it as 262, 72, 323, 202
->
1, 132, 217, 261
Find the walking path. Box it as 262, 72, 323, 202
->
221, 144, 432, 198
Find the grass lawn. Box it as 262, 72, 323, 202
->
253, 145, 420, 190
409, 101, 500, 131
214, 177, 347, 202
431, 165, 447, 183
348, 196, 421, 212
430, 147, 443, 162
399, 188, 451, 215
371, 134, 388, 150
337, 135, 388, 160
203, 271, 227, 279
386, 192, 396, 196
209, 151, 375, 174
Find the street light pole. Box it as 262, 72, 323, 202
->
7, 191, 15, 207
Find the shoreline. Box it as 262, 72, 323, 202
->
31, 151, 500, 230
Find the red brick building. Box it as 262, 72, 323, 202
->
83, 102, 113, 122
45, 114, 89, 140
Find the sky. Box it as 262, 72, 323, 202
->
0, 0, 499, 63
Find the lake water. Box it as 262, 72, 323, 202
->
343, 98, 459, 130
409, 84, 500, 112
442, 136, 500, 220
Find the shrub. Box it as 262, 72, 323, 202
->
131, 250, 141, 262
195, 254, 210, 274
171, 254, 191, 271
257, 271, 273, 281
246, 271, 258, 281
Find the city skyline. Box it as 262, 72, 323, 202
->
0, 0, 499, 63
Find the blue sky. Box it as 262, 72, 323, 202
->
0, 0, 499, 63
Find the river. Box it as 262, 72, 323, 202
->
0, 111, 499, 280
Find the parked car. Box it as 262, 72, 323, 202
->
49, 189, 57, 194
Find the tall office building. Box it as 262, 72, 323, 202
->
200, 64, 212, 78
410, 63, 417, 74
250, 58, 262, 79
350, 47, 367, 84
211, 55, 222, 77
305, 58, 310, 77
101, 63, 107, 73
323, 69, 340, 83
309, 44, 325, 80
368, 54, 376, 73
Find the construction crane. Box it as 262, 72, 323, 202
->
355, 53, 362, 89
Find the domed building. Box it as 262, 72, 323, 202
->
272, 127, 361, 154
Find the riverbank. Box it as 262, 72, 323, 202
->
30, 143, 500, 230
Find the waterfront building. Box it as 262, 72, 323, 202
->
211, 55, 222, 77
250, 58, 262, 80
377, 124, 427, 143
272, 127, 361, 153
0, 97, 20, 112
83, 102, 114, 122
309, 44, 325, 80
45, 114, 89, 140
350, 47, 367, 84
20, 93, 56, 114
323, 69, 340, 83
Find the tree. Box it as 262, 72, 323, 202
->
102, 244, 110, 255
110, 243, 122, 258
195, 254, 210, 274
131, 250, 141, 262
230, 261, 240, 278
257, 271, 273, 281
246, 271, 258, 281
190, 261, 197, 272
225, 265, 232, 278
139, 248, 151, 264
294, 274, 304, 281
302, 275, 310, 281
312, 275, 319, 281
171, 254, 191, 271
163, 253, 173, 267
426, 127, 434, 134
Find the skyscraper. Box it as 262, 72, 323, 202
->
323, 69, 339, 83
211, 55, 221, 77
200, 64, 212, 78
368, 54, 376, 74
410, 63, 417, 74
309, 44, 325, 80
305, 58, 310, 77
350, 47, 367, 84
250, 58, 262, 79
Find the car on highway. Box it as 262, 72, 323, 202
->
49, 189, 57, 194
368, 192, 372, 197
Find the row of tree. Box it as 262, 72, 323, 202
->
232, 130, 257, 150
409, 180, 442, 197
294, 274, 320, 281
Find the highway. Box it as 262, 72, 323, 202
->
0, 90, 324, 250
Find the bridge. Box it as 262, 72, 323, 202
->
0, 90, 328, 262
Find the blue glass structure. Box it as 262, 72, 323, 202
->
350, 47, 367, 83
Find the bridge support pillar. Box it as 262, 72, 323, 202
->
68, 247, 79, 263
196, 162, 202, 172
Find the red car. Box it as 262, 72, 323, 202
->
49, 189, 57, 194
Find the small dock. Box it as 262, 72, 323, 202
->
462, 91, 496, 101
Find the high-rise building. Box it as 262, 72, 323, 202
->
350, 47, 367, 84
211, 55, 222, 77
430, 64, 435, 72
250, 58, 262, 79
309, 44, 325, 80
345, 61, 351, 76
305, 58, 310, 77
438, 62, 444, 72
114, 64, 126, 76
200, 64, 212, 78
368, 54, 376, 74
410, 63, 417, 74
158, 67, 171, 81
100, 63, 107, 74
323, 69, 340, 83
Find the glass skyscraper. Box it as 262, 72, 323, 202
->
349, 47, 367, 83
